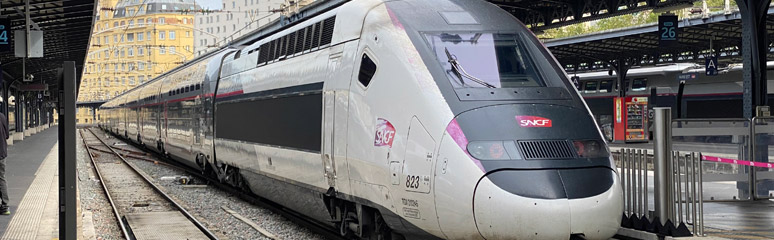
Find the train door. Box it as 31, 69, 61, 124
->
323, 53, 342, 188
323, 44, 353, 193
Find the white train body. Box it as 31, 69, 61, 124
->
100, 0, 623, 239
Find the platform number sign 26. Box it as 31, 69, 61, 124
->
658, 15, 678, 47
0, 17, 9, 52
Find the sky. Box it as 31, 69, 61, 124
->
196, 1, 222, 10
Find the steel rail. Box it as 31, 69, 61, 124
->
96, 127, 347, 240
79, 129, 132, 239
84, 128, 219, 240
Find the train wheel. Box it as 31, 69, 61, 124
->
371, 212, 392, 240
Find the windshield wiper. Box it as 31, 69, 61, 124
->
444, 47, 496, 88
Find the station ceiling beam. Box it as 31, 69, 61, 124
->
0, 0, 95, 98
546, 7, 774, 72
488, 0, 698, 31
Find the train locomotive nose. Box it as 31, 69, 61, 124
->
473, 168, 622, 239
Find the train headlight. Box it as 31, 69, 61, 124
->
467, 141, 513, 160
572, 140, 609, 158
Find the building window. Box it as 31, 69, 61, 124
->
129, 20, 134, 26
170, 46, 176, 54
128, 48, 134, 56
122, 63, 126, 71
138, 19, 144, 25
159, 46, 166, 54
183, 18, 187, 24
138, 47, 144, 55
169, 31, 176, 40
120, 21, 125, 26
104, 36, 108, 44
147, 31, 151, 40
159, 17, 165, 24
139, 62, 145, 70
129, 63, 135, 71
139, 76, 145, 83
159, 31, 165, 40
127, 33, 134, 42
137, 32, 144, 41
113, 22, 118, 28
122, 77, 126, 85
121, 49, 125, 57
147, 18, 152, 24
121, 34, 125, 42
186, 31, 190, 37
113, 34, 118, 43
161, 4, 167, 10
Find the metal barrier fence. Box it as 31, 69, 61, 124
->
618, 149, 704, 237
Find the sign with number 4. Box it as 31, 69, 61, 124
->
0, 17, 9, 52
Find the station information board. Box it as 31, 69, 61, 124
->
706, 56, 718, 76
658, 15, 678, 47
0, 17, 9, 52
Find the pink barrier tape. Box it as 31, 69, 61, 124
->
701, 155, 774, 169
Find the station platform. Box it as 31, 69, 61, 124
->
0, 125, 60, 240
610, 143, 774, 239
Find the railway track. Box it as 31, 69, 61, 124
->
80, 128, 219, 240
88, 127, 345, 240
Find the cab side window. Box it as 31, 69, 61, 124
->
358, 53, 377, 87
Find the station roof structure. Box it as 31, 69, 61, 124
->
0, 0, 96, 94
545, 7, 774, 72
487, 0, 698, 31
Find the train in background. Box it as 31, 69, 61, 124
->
575, 62, 774, 141
99, 0, 623, 239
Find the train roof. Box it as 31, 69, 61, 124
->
573, 63, 700, 80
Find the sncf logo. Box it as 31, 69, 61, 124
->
374, 118, 396, 147
516, 116, 552, 128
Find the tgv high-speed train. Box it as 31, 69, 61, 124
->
100, 0, 623, 239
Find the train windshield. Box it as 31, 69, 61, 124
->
424, 33, 545, 88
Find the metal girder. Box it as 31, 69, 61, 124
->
489, 0, 698, 31
0, 0, 94, 99
546, 7, 774, 76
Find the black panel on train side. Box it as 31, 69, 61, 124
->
215, 93, 323, 152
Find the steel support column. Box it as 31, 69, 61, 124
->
613, 58, 631, 98
737, 0, 771, 119
738, 0, 772, 200
58, 61, 77, 239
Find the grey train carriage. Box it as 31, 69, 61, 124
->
575, 62, 774, 140
100, 0, 623, 239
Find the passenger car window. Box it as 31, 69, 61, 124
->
358, 53, 377, 87
632, 78, 647, 91
599, 80, 613, 93
584, 81, 598, 93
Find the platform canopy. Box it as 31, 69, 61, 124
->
545, 7, 774, 72
0, 0, 96, 94
488, 0, 698, 31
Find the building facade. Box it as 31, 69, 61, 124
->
76, 0, 199, 124
194, 0, 307, 56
